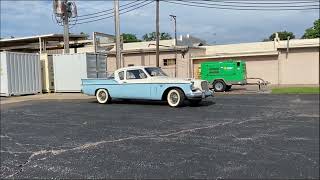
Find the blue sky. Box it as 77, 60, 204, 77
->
0, 0, 319, 44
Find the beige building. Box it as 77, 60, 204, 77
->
1, 33, 319, 86
107, 39, 205, 78
193, 38, 319, 85
108, 38, 319, 86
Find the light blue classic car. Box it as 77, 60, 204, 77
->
81, 66, 213, 107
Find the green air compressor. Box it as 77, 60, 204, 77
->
200, 60, 247, 92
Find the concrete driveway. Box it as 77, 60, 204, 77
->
1, 94, 319, 179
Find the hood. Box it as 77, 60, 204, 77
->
149, 76, 192, 83
149, 76, 209, 90
149, 76, 206, 84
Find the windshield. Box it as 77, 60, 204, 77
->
145, 67, 168, 77
107, 73, 115, 79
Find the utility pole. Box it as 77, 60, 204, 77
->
170, 15, 177, 46
170, 14, 177, 77
114, 0, 121, 69
156, 0, 160, 67
63, 0, 70, 53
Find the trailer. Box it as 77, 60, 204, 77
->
200, 60, 268, 92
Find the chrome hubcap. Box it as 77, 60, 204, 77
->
170, 92, 179, 104
98, 91, 107, 101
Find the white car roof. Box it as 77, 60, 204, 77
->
116, 66, 157, 72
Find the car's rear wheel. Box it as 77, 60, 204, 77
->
213, 80, 226, 92
96, 89, 111, 104
167, 88, 185, 107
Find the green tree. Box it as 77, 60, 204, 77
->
265, 31, 295, 41
302, 19, 320, 39
121, 33, 141, 43
142, 32, 172, 41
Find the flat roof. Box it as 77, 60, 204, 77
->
192, 50, 279, 60
0, 34, 88, 48
107, 46, 204, 55
0, 34, 87, 42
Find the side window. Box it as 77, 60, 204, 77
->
118, 71, 124, 80
126, 69, 147, 80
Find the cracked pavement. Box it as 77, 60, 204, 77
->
0, 94, 319, 179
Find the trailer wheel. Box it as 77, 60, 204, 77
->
96, 89, 111, 104
213, 80, 226, 92
226, 85, 232, 91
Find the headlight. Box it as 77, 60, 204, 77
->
191, 82, 201, 91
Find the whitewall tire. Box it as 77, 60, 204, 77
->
96, 89, 111, 104
167, 88, 185, 107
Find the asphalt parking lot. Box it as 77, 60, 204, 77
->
1, 94, 319, 179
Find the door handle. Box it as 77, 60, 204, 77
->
123, 81, 127, 83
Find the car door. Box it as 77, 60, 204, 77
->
123, 69, 151, 99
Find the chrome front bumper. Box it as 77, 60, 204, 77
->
186, 90, 214, 99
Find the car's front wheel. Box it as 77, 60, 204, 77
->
167, 88, 185, 107
96, 89, 111, 104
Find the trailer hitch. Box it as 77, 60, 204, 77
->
246, 78, 270, 91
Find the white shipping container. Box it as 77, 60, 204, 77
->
0, 52, 42, 96
53, 53, 107, 92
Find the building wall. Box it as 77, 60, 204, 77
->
278, 47, 319, 85
145, 53, 178, 77
204, 41, 276, 55
245, 56, 279, 84
106, 45, 319, 85
107, 56, 117, 75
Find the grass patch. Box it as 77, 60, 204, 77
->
271, 87, 320, 94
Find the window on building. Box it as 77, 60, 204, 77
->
128, 64, 134, 67
126, 69, 147, 80
118, 71, 124, 80
163, 59, 176, 66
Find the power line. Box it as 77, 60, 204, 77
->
190, 0, 318, 3
184, 0, 319, 7
76, 1, 154, 25
73, 0, 150, 22
75, 0, 318, 21
192, 0, 318, 1
77, 0, 140, 17
162, 0, 319, 10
